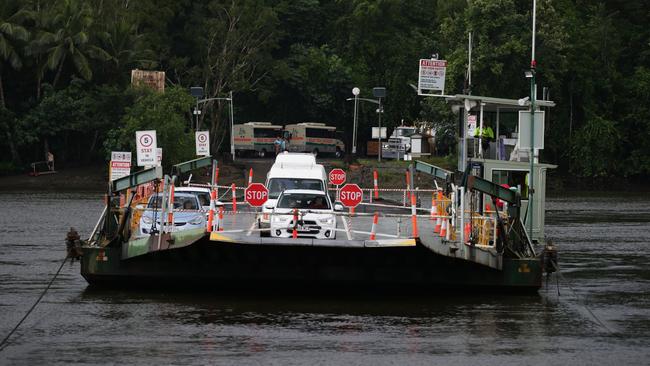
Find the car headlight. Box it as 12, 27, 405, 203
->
382, 144, 390, 149
142, 215, 153, 224
405, 143, 411, 149
318, 216, 335, 225
188, 215, 204, 225
272, 215, 289, 223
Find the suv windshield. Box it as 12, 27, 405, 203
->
395, 128, 416, 137
277, 193, 330, 209
148, 195, 199, 210
268, 178, 324, 199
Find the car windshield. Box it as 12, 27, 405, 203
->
148, 195, 199, 210
277, 193, 330, 209
184, 191, 210, 206
268, 178, 324, 199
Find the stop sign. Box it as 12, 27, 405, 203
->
245, 183, 269, 207
329, 168, 346, 185
339, 184, 363, 208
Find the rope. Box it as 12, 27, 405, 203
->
551, 261, 614, 333
0, 257, 68, 351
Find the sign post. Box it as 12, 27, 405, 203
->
195, 131, 210, 156
339, 184, 363, 208
244, 183, 269, 207
417, 59, 447, 96
135, 130, 157, 166
109, 151, 131, 181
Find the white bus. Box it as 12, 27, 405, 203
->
233, 122, 283, 157
284, 122, 344, 157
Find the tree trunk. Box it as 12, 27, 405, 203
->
0, 71, 5, 108
52, 55, 66, 90
87, 130, 99, 163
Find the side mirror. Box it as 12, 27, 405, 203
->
264, 205, 274, 210
334, 204, 344, 211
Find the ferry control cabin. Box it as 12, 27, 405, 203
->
233, 122, 283, 157
284, 122, 345, 158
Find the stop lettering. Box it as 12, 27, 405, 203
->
339, 184, 363, 208
245, 183, 269, 207
329, 168, 346, 185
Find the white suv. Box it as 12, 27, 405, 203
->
270, 189, 337, 239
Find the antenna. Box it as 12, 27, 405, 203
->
465, 32, 473, 95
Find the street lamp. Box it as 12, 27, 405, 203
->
190, 87, 204, 130
193, 91, 235, 161
352, 87, 360, 154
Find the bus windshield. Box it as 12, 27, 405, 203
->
268, 178, 324, 199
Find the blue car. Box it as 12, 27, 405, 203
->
138, 192, 205, 236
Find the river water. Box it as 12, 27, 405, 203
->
0, 191, 648, 365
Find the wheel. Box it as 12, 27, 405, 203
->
335, 147, 343, 158
259, 149, 267, 158
312, 148, 319, 157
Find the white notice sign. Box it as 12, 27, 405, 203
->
418, 59, 447, 94
136, 130, 157, 166
109, 151, 131, 181
195, 131, 210, 156
467, 115, 477, 137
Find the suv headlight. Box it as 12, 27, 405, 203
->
318, 216, 335, 225
188, 215, 204, 225
142, 215, 153, 224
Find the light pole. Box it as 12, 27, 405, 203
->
352, 87, 360, 154
373, 87, 386, 162
527, 0, 537, 239
194, 92, 235, 160
190, 87, 204, 130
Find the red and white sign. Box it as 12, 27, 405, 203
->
329, 168, 346, 186
418, 59, 447, 93
109, 151, 131, 181
339, 184, 363, 208
245, 183, 269, 207
135, 130, 157, 166
195, 131, 210, 156
467, 115, 477, 137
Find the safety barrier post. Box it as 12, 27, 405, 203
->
410, 189, 418, 238
248, 168, 253, 185
430, 192, 437, 220
167, 184, 175, 230
218, 206, 224, 231
405, 169, 411, 203
213, 165, 220, 197
292, 209, 298, 239
207, 189, 216, 232
231, 183, 237, 213
440, 217, 447, 238
370, 212, 378, 240
373, 170, 379, 199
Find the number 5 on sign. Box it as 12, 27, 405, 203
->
196, 131, 210, 156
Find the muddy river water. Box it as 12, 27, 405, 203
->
0, 191, 648, 365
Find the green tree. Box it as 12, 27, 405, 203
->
0, 1, 28, 108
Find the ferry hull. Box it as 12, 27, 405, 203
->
81, 238, 542, 293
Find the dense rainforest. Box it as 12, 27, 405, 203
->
0, 0, 648, 180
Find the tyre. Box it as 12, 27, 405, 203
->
335, 147, 343, 158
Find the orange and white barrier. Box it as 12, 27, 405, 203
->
410, 189, 418, 238
292, 209, 298, 239
167, 185, 175, 226
405, 170, 411, 201
248, 168, 253, 185
218, 206, 224, 231
373, 170, 379, 199
231, 183, 237, 213
430, 193, 437, 220
207, 189, 216, 232
369, 212, 378, 240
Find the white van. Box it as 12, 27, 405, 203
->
233, 121, 283, 157
258, 152, 328, 234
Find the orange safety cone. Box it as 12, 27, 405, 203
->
218, 206, 224, 231
410, 190, 418, 238
292, 209, 298, 239
370, 212, 378, 240
439, 219, 447, 238
231, 183, 237, 213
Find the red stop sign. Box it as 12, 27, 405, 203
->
339, 184, 363, 208
329, 168, 346, 185
245, 183, 269, 207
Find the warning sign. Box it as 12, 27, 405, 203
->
109, 151, 131, 181
467, 115, 477, 137
195, 131, 210, 156
418, 59, 447, 94
136, 130, 157, 166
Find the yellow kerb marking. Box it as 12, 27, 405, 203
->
210, 232, 234, 242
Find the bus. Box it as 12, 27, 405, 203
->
233, 122, 283, 157
284, 122, 345, 157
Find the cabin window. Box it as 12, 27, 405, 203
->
492, 170, 529, 199
306, 128, 335, 139
253, 128, 280, 138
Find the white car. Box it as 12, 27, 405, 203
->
270, 189, 337, 239
138, 193, 205, 236
175, 186, 223, 219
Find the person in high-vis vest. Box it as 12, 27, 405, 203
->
474, 123, 495, 156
